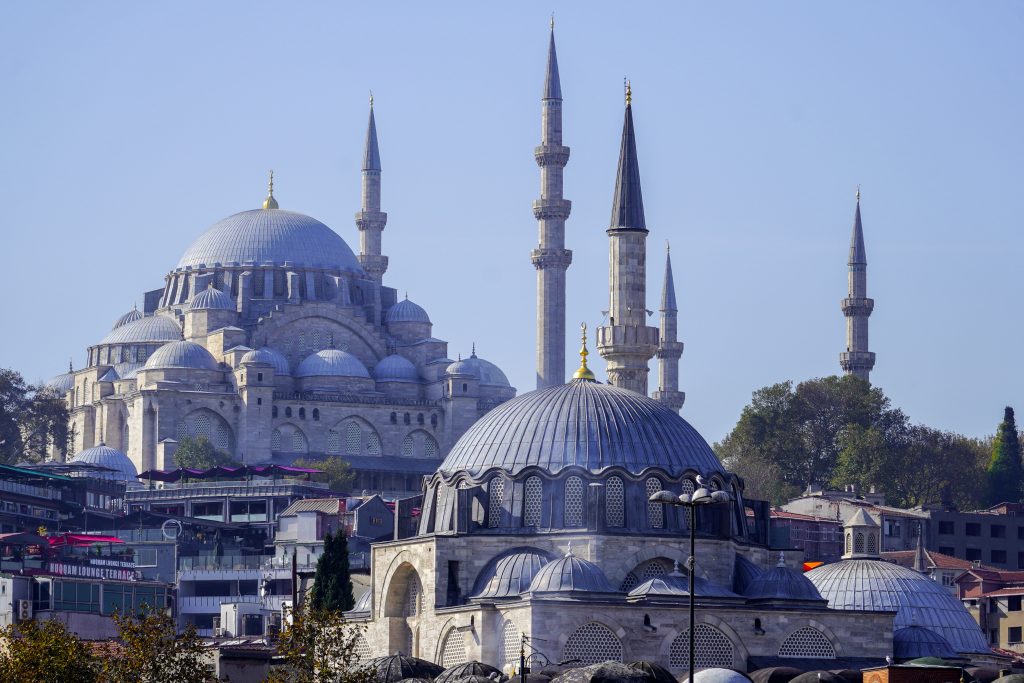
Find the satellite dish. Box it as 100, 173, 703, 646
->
161, 519, 183, 540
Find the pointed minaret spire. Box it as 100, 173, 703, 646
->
597, 83, 658, 395
652, 244, 685, 412
356, 93, 388, 283
840, 187, 875, 381
532, 22, 572, 389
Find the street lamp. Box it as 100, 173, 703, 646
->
649, 476, 732, 683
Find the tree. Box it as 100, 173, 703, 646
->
172, 436, 236, 469
101, 606, 215, 683
0, 618, 98, 683
986, 406, 1023, 506
268, 606, 373, 683
293, 455, 356, 492
0, 368, 70, 464
311, 531, 355, 612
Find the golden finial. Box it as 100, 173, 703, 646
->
856, 184, 861, 202
572, 322, 596, 381
262, 170, 279, 210
625, 78, 632, 106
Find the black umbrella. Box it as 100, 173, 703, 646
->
749, 668, 804, 683
551, 661, 653, 683
966, 668, 1000, 683
627, 662, 675, 683
436, 662, 506, 683
789, 673, 844, 683
827, 671, 862, 683
367, 655, 446, 683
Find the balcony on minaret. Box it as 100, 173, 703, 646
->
840, 350, 876, 371
534, 144, 570, 168
596, 324, 659, 354
355, 209, 387, 231
530, 247, 572, 271
532, 198, 572, 222
841, 297, 874, 316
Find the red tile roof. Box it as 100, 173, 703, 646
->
881, 549, 981, 571
979, 587, 1024, 597
771, 509, 841, 523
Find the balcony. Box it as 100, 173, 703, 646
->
177, 594, 289, 614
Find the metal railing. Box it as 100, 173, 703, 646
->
0, 478, 63, 500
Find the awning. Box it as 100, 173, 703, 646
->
48, 533, 125, 547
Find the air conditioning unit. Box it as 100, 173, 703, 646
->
17, 600, 32, 621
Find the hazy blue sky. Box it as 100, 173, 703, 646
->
2, 2, 1022, 444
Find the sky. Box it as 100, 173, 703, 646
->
1, 2, 1022, 445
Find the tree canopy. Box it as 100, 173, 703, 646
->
0, 618, 98, 683
293, 455, 356, 492
0, 368, 69, 464
311, 530, 355, 612
268, 606, 372, 683
172, 436, 237, 469
986, 406, 1023, 505
101, 606, 215, 683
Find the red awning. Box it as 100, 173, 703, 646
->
48, 534, 125, 547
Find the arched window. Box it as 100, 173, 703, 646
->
670, 624, 734, 671
564, 477, 584, 527
488, 477, 505, 528
326, 430, 341, 454
285, 407, 292, 418
215, 423, 229, 450
423, 436, 438, 459
345, 421, 362, 455
403, 413, 410, 425
417, 413, 424, 425
291, 430, 306, 452
401, 435, 414, 457
176, 422, 188, 441
194, 413, 211, 440
646, 477, 664, 528
619, 559, 670, 592
271, 429, 282, 451
390, 412, 397, 424
866, 532, 877, 554
779, 627, 836, 659
439, 628, 467, 668
562, 622, 622, 666
523, 476, 542, 527
680, 478, 695, 496
501, 620, 521, 670
298, 407, 306, 420
272, 405, 278, 418
431, 414, 438, 428
312, 408, 319, 421
854, 533, 865, 553
845, 532, 852, 554
353, 635, 372, 663
367, 431, 381, 455
404, 575, 421, 617
606, 476, 624, 527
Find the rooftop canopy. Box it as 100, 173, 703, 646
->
138, 463, 323, 483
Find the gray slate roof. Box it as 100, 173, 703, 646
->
71, 443, 139, 482
100, 314, 181, 345
145, 340, 219, 371
543, 29, 561, 100
527, 552, 615, 594
609, 101, 645, 231
849, 199, 867, 265
363, 106, 381, 171
295, 349, 370, 379
471, 549, 552, 599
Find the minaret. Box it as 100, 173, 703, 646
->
531, 21, 572, 389
839, 188, 875, 381
597, 82, 659, 395
355, 94, 388, 282
652, 244, 685, 412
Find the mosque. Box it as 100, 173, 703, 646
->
42, 17, 987, 673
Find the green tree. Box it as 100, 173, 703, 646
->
293, 455, 356, 492
0, 369, 70, 464
172, 436, 237, 469
268, 606, 373, 683
311, 531, 355, 612
986, 406, 1023, 506
101, 606, 215, 683
0, 618, 98, 683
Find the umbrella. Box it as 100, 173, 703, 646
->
966, 668, 1000, 683
749, 668, 804, 683
789, 673, 844, 683
366, 655, 445, 683
551, 661, 653, 683
827, 671, 861, 683
680, 669, 753, 683
436, 662, 506, 683
627, 662, 675, 683
457, 676, 504, 683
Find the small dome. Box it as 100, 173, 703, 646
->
744, 555, 824, 601
188, 286, 235, 311
111, 306, 142, 329
807, 558, 988, 653
893, 626, 957, 660
46, 372, 75, 395
629, 567, 740, 599
385, 297, 431, 324
144, 341, 219, 371
471, 549, 552, 599
445, 352, 510, 387
70, 443, 139, 482
346, 590, 372, 614
114, 362, 143, 380
687, 670, 753, 683
434, 662, 504, 683
295, 349, 370, 379
100, 315, 181, 345
240, 347, 290, 375
373, 354, 419, 382
527, 551, 615, 594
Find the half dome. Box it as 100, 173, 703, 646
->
471, 549, 552, 599
176, 209, 361, 271
240, 347, 290, 375
111, 307, 143, 329
99, 315, 181, 345
527, 551, 616, 594
189, 286, 235, 310
70, 443, 139, 481
46, 372, 75, 395
446, 353, 510, 387
743, 556, 824, 601
295, 349, 370, 379
893, 625, 957, 660
385, 298, 430, 324
440, 378, 722, 478
373, 354, 419, 382
806, 559, 989, 653
144, 341, 219, 371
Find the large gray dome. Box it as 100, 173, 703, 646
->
471, 549, 552, 599
295, 349, 370, 379
806, 559, 988, 653
99, 315, 181, 345
144, 340, 219, 371
71, 443, 139, 482
176, 209, 361, 271
440, 378, 722, 477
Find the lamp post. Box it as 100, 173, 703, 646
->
649, 476, 732, 683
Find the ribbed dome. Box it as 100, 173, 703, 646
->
176, 209, 361, 271
188, 286, 235, 310
71, 443, 139, 482
385, 298, 431, 324
346, 589, 372, 614
471, 549, 552, 599
893, 626, 957, 660
440, 378, 723, 477
527, 552, 615, 593
46, 372, 75, 395
240, 347, 290, 375
629, 569, 740, 599
373, 354, 419, 382
806, 559, 988, 653
111, 307, 142, 329
99, 315, 181, 345
144, 341, 219, 371
689, 670, 752, 683
744, 564, 824, 601
295, 349, 370, 378
446, 353, 510, 387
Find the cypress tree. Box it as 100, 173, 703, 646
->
310, 530, 355, 612
986, 406, 1023, 506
